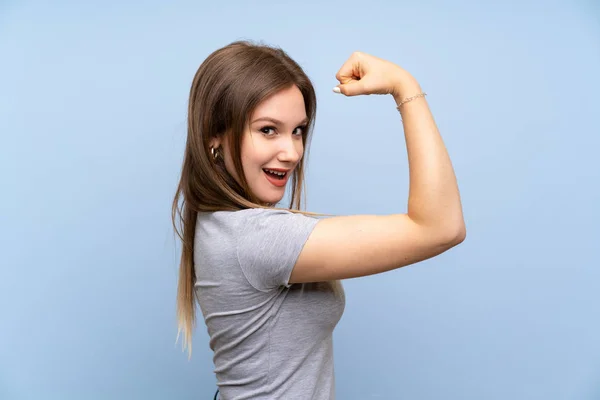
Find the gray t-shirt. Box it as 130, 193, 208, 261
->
194, 208, 346, 399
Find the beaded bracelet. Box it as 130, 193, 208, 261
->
396, 92, 427, 111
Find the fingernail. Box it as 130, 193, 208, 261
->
332, 87, 341, 93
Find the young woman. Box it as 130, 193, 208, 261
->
172, 40, 465, 399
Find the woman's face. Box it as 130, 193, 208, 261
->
214, 84, 308, 205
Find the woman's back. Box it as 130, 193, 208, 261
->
194, 208, 345, 399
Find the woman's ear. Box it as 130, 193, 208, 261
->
209, 138, 221, 149
211, 130, 230, 149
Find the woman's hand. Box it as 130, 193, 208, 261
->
333, 51, 420, 100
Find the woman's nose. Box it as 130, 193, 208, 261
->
277, 137, 302, 162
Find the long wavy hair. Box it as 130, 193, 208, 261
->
172, 40, 338, 358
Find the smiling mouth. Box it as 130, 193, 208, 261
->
263, 168, 288, 180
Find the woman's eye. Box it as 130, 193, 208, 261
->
294, 126, 307, 136
259, 125, 306, 136
260, 127, 276, 135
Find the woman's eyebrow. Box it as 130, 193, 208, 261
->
251, 116, 309, 125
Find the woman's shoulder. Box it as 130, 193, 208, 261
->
199, 207, 301, 221
197, 207, 317, 233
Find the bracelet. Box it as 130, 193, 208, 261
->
396, 92, 427, 111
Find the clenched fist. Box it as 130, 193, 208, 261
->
333, 51, 420, 100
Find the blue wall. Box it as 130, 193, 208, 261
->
1, 1, 599, 399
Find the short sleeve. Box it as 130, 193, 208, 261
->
236, 208, 320, 292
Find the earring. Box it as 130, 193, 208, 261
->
210, 146, 220, 160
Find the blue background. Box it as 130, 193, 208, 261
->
1, 1, 599, 399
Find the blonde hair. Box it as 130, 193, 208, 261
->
172, 40, 338, 358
